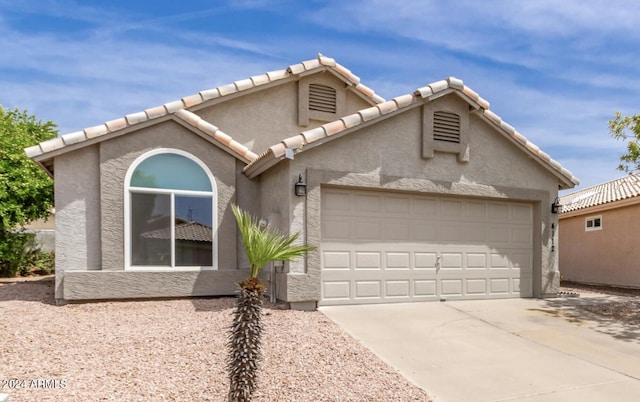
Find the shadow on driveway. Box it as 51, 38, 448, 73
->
536, 294, 640, 344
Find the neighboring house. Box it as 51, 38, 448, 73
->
559, 174, 640, 289
23, 209, 55, 252
25, 55, 578, 308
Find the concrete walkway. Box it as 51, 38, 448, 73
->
320, 296, 640, 402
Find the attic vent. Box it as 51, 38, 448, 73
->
433, 111, 461, 143
309, 84, 337, 113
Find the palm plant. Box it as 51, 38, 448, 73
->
227, 204, 315, 402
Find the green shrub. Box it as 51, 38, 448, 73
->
28, 250, 55, 275
0, 230, 38, 277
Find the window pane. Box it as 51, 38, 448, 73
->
175, 195, 213, 266
586, 220, 593, 228
594, 218, 601, 227
130, 153, 212, 191
131, 193, 171, 266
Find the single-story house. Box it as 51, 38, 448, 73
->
559, 174, 640, 289
26, 54, 578, 308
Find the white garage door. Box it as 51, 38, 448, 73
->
320, 188, 533, 306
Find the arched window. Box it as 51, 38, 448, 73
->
124, 149, 217, 270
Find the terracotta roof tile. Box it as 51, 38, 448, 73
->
334, 64, 360, 84
105, 117, 128, 132
393, 94, 416, 109
125, 111, 148, 125
447, 77, 464, 90
163, 100, 184, 113
218, 83, 238, 96
24, 145, 42, 158
269, 143, 287, 158
341, 113, 363, 129
483, 110, 502, 125
322, 120, 346, 136
84, 124, 108, 139
428, 79, 449, 94
199, 88, 221, 101
266, 69, 289, 81
281, 135, 305, 149
234, 78, 254, 92
39, 137, 65, 153
560, 174, 640, 213
359, 106, 381, 122
145, 105, 168, 120
302, 59, 321, 70
61, 131, 86, 145
318, 54, 336, 66
414, 86, 433, 98
182, 93, 204, 108
377, 100, 399, 115
250, 74, 270, 86
302, 127, 326, 143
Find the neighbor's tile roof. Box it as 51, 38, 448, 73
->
25, 54, 383, 173
141, 221, 213, 242
245, 77, 579, 189
559, 173, 640, 213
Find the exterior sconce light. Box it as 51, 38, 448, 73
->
551, 197, 562, 214
294, 174, 307, 196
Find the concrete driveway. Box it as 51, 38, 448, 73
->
320, 296, 640, 402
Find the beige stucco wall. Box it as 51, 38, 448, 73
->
55, 121, 256, 301
268, 93, 562, 306
196, 73, 373, 153
559, 203, 640, 288
54, 145, 102, 299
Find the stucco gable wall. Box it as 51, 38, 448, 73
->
299, 96, 557, 192
559, 203, 640, 288
98, 120, 239, 271
196, 73, 373, 154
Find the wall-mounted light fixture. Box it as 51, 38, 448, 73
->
294, 174, 306, 196
551, 196, 562, 214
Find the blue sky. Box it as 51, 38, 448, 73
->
1, 0, 638, 191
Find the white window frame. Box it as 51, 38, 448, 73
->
124, 148, 218, 271
585, 215, 602, 232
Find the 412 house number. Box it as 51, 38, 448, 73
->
2, 378, 67, 389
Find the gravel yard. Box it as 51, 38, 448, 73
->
0, 278, 428, 402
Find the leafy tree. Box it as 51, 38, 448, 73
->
609, 111, 640, 173
228, 204, 315, 402
0, 106, 57, 276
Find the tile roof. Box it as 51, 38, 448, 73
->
244, 77, 580, 189
25, 54, 383, 175
559, 173, 640, 213
141, 221, 213, 242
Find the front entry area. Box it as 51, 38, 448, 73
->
319, 188, 533, 306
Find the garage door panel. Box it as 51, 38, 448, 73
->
355, 281, 382, 298
354, 222, 381, 240
355, 252, 381, 269
385, 280, 411, 297
386, 252, 411, 269
415, 252, 438, 270
322, 219, 350, 240
323, 281, 351, 300
354, 194, 381, 212
441, 280, 463, 296
414, 280, 437, 296
466, 279, 488, 295
467, 253, 487, 269
322, 251, 350, 269
384, 222, 411, 241
320, 189, 534, 305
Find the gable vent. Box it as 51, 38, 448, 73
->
309, 84, 337, 113
433, 111, 461, 143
